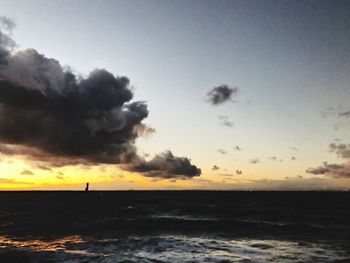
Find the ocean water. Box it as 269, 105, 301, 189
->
0, 191, 349, 262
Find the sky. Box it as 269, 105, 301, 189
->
0, 0, 349, 190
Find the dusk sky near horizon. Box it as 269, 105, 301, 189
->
0, 0, 350, 190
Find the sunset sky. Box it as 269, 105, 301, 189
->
0, 0, 350, 190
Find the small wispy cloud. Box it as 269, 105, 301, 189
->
212, 165, 220, 171
329, 143, 350, 158
218, 115, 234, 127
217, 149, 227, 155
249, 158, 260, 164
36, 164, 52, 171
219, 173, 234, 177
0, 178, 33, 184
206, 85, 239, 105
338, 110, 350, 118
20, 169, 34, 175
289, 146, 299, 151
233, 146, 242, 151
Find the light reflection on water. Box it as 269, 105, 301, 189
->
0, 235, 347, 262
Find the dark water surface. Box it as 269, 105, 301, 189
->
0, 191, 349, 262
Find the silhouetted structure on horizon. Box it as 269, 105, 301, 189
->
85, 182, 89, 192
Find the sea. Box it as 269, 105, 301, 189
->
0, 191, 349, 262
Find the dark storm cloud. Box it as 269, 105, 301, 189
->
0, 67, 142, 164
128, 151, 201, 179
218, 115, 234, 127
206, 85, 238, 105
0, 18, 200, 179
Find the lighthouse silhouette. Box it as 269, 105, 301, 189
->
85, 182, 89, 192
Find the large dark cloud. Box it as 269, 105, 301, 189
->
206, 85, 238, 105
128, 151, 201, 179
0, 17, 200, 179
306, 143, 350, 178
306, 162, 350, 178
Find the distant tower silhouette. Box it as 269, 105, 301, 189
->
85, 182, 89, 192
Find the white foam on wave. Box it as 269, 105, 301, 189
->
0, 235, 347, 262
150, 213, 217, 221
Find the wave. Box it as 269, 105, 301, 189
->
0, 235, 348, 262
